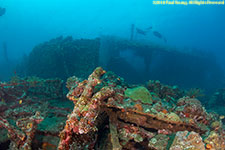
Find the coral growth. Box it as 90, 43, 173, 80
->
58, 67, 224, 149
175, 96, 209, 125
146, 80, 183, 102
0, 112, 43, 150
125, 86, 153, 104
204, 131, 225, 150
58, 67, 115, 150
0, 76, 70, 148
0, 67, 224, 150
185, 88, 204, 98
170, 131, 205, 150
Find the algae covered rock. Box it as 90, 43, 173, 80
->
157, 112, 182, 123
204, 131, 225, 150
170, 131, 205, 150
148, 134, 169, 150
125, 86, 152, 104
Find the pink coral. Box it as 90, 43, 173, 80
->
58, 67, 115, 150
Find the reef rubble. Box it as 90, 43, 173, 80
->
58, 67, 225, 150
0, 111, 43, 150
0, 67, 224, 150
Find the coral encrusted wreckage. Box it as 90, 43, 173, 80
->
0, 112, 43, 150
58, 67, 115, 149
0, 67, 225, 149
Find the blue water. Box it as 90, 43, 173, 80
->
0, 0, 225, 89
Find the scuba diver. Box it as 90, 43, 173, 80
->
0, 7, 6, 16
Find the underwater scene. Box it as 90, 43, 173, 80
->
0, 0, 225, 150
